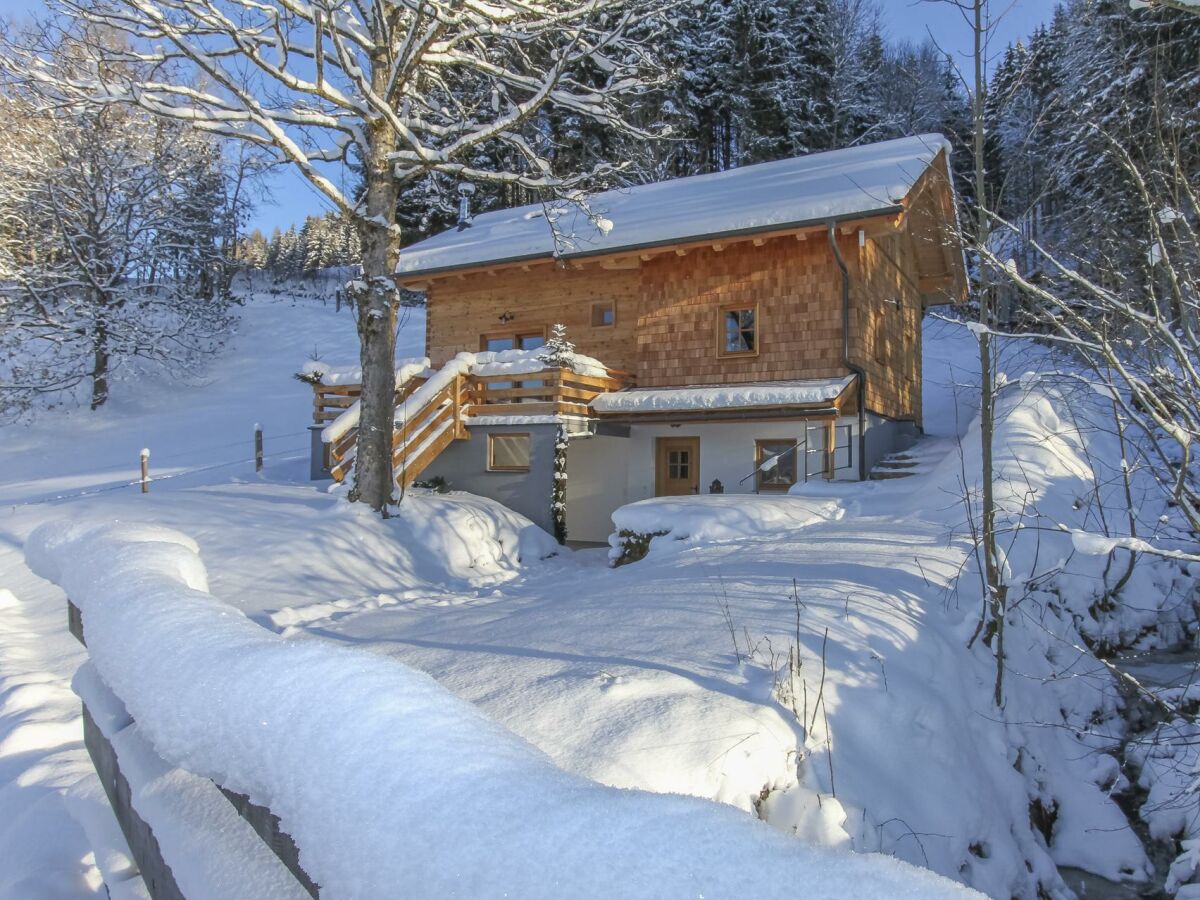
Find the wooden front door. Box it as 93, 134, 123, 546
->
655, 437, 700, 496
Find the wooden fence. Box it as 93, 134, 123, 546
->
68, 601, 321, 899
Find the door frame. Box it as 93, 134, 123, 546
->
654, 436, 701, 496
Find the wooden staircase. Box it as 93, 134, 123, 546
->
318, 362, 632, 492
391, 374, 471, 489
328, 373, 471, 488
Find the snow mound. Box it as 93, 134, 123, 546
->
610, 495, 844, 559
74, 664, 310, 900
385, 490, 560, 574
26, 521, 978, 900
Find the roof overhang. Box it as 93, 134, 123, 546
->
396, 208, 905, 289
592, 406, 844, 426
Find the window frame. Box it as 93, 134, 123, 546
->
479, 327, 548, 353
590, 300, 616, 329
754, 438, 799, 492
487, 432, 532, 473
717, 303, 760, 358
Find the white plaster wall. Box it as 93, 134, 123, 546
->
564, 433, 632, 543
625, 417, 861, 501
563, 416, 870, 542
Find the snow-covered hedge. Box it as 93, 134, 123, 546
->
609, 495, 844, 563
28, 520, 977, 899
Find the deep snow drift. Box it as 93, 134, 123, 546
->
27, 520, 977, 899
2, 289, 1196, 899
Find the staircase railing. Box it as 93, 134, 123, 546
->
391, 374, 472, 489
327, 375, 427, 480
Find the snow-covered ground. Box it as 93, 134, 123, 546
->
1, 290, 1195, 898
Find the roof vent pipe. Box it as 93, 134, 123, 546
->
456, 182, 476, 230
827, 221, 868, 481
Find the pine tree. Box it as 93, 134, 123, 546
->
540, 323, 576, 368
1048, 0, 1200, 291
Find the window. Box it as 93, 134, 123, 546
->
481, 330, 546, 395
481, 330, 546, 353
755, 439, 798, 491
591, 301, 615, 328
719, 305, 758, 357
668, 449, 691, 480
488, 433, 531, 471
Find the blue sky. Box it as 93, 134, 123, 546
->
5, 0, 1054, 234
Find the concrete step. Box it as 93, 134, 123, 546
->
868, 469, 917, 480
873, 459, 921, 470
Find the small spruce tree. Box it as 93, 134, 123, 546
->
540, 323, 576, 369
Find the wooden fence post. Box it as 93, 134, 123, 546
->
255, 425, 264, 472
140, 448, 150, 493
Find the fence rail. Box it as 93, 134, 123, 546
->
469, 368, 632, 418
68, 599, 321, 899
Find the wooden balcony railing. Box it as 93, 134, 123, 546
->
311, 382, 360, 425
468, 368, 633, 418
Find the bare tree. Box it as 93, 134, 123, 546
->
1132, 0, 1200, 14
10, 0, 661, 511
925, 0, 1011, 706
0, 33, 238, 416
982, 137, 1200, 532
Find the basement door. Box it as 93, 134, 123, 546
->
655, 437, 700, 496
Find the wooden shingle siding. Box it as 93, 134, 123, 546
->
635, 237, 849, 387
423, 207, 946, 426
851, 232, 925, 424
425, 262, 641, 371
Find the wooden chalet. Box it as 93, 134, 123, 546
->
309, 134, 967, 542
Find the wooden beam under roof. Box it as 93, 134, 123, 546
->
394, 211, 906, 289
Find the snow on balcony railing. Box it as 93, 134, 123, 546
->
316, 358, 431, 443
29, 521, 977, 900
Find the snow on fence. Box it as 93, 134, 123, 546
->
30, 521, 979, 900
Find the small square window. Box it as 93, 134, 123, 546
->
719, 305, 758, 356
755, 439, 797, 491
591, 301, 615, 328
488, 433, 531, 471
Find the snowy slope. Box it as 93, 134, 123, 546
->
27, 521, 978, 900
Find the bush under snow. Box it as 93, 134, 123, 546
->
609, 495, 844, 562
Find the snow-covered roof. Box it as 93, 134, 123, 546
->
396, 134, 951, 279
591, 376, 856, 415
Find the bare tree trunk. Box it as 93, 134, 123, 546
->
90, 294, 110, 409
348, 66, 400, 513
969, 0, 1008, 707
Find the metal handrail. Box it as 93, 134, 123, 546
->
738, 436, 808, 486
